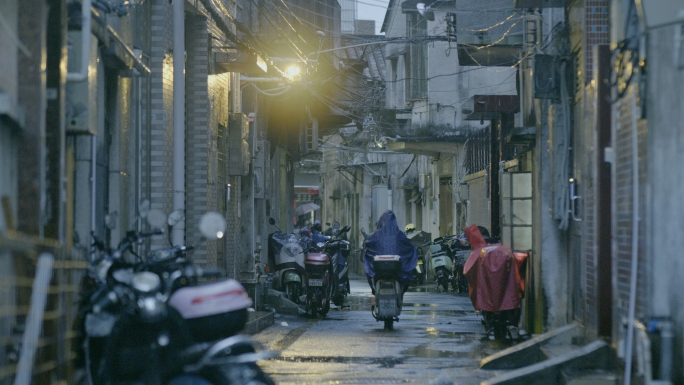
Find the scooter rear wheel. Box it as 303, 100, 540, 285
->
493, 325, 507, 341
383, 319, 393, 330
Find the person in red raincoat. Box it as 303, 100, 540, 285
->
462, 224, 527, 314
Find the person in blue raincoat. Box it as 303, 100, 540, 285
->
363, 210, 418, 294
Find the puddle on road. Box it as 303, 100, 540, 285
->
274, 355, 405, 368
340, 296, 450, 312
274, 325, 311, 351
401, 343, 461, 359
401, 309, 473, 317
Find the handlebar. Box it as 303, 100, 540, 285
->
140, 229, 164, 237
92, 290, 118, 313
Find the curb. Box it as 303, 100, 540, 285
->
242, 311, 275, 335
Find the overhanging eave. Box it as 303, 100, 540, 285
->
387, 141, 460, 156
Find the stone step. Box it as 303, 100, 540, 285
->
560, 369, 618, 385
480, 323, 581, 370
481, 340, 616, 385
242, 310, 275, 335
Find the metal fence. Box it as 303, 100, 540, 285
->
0, 232, 87, 385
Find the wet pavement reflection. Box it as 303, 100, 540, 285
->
252, 276, 510, 385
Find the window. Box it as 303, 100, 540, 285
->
406, 13, 428, 100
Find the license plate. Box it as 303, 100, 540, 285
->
308, 279, 323, 287
379, 298, 398, 314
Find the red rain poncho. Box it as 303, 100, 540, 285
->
463, 224, 527, 312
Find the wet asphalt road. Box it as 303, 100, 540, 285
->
252, 276, 512, 385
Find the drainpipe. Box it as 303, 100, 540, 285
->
623, 88, 640, 385
67, 0, 91, 82
172, 0, 185, 246
90, 136, 96, 240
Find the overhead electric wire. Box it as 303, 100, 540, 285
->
248, 0, 311, 62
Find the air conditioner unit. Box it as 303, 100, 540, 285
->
228, 113, 251, 176
533, 55, 560, 99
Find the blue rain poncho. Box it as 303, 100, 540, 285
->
363, 210, 418, 286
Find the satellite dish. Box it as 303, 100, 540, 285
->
417, 3, 435, 21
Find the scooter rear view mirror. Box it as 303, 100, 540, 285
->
168, 210, 184, 227
147, 209, 167, 229
268, 218, 275, 225
139, 200, 151, 219
341, 225, 351, 233
199, 212, 226, 240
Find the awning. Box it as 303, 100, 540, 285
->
215, 51, 268, 74
387, 137, 466, 157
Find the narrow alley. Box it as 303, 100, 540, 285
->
3, 0, 684, 383
255, 277, 505, 385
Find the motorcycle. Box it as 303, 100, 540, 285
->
79, 207, 275, 384
462, 224, 528, 341
370, 255, 403, 330
267, 218, 307, 303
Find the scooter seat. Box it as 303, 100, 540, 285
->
304, 252, 330, 265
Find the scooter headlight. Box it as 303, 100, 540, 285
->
131, 271, 161, 293
137, 296, 166, 320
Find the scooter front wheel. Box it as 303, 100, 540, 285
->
285, 282, 301, 304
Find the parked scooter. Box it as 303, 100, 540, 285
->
450, 233, 471, 294
79, 206, 276, 384
313, 222, 352, 306
423, 236, 456, 292
267, 218, 307, 303
405, 225, 430, 285
303, 241, 332, 317
463, 224, 527, 341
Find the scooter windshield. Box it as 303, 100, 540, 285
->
364, 211, 418, 285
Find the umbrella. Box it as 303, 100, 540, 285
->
295, 203, 320, 217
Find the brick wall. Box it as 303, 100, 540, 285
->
185, 14, 214, 267
583, 0, 609, 82
613, 86, 648, 330
144, 0, 175, 250
579, 83, 598, 335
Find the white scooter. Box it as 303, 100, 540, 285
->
268, 218, 307, 302
424, 237, 455, 292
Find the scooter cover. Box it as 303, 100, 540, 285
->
268, 231, 309, 274
364, 210, 418, 286
463, 224, 527, 312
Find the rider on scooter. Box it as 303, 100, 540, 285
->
363, 210, 418, 295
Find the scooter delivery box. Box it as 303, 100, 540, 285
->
169, 279, 252, 342
372, 255, 402, 279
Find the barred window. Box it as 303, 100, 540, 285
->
406, 13, 427, 100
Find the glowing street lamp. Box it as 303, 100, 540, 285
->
286, 65, 301, 80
